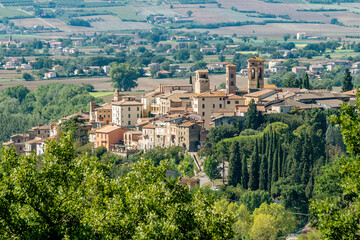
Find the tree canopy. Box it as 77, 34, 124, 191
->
110, 62, 139, 91
0, 134, 234, 239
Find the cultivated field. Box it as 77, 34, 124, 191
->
0, 74, 249, 93
76, 15, 152, 31
182, 22, 360, 38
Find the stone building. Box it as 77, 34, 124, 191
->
247, 56, 265, 91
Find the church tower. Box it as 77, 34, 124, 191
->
194, 69, 210, 94
113, 88, 120, 101
226, 64, 237, 95
247, 56, 265, 91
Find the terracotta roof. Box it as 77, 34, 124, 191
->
342, 89, 357, 96
142, 123, 155, 129
194, 90, 226, 98
247, 56, 265, 62
244, 89, 276, 98
95, 125, 126, 134
264, 84, 277, 89
226, 94, 245, 100
112, 100, 143, 106
136, 121, 150, 127
236, 105, 266, 112
178, 121, 195, 127
97, 103, 112, 110
25, 138, 42, 144
2, 141, 14, 146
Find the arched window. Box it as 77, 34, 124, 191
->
251, 68, 255, 79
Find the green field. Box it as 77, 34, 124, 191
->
89, 91, 113, 98
85, 6, 144, 21
0, 7, 29, 18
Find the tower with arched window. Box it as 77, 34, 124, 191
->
247, 56, 265, 91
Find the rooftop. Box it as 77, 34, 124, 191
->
247, 56, 265, 62
194, 90, 226, 98
95, 125, 125, 134
244, 89, 276, 98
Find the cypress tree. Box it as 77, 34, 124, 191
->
228, 141, 242, 186
259, 155, 268, 190
217, 142, 227, 185
305, 173, 314, 199
271, 148, 278, 185
249, 140, 260, 190
303, 72, 310, 89
342, 68, 353, 92
277, 141, 282, 179
241, 155, 249, 189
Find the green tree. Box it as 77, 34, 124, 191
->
241, 155, 249, 190
310, 91, 360, 239
259, 155, 268, 190
249, 141, 260, 190
59, 115, 89, 146
250, 213, 277, 240
283, 33, 291, 42
22, 72, 34, 81
110, 63, 139, 91
342, 68, 353, 92
218, 54, 225, 62
204, 156, 221, 186
0, 135, 234, 239
187, 10, 193, 17
192, 50, 203, 61
3, 85, 30, 103
244, 99, 263, 130
228, 141, 242, 186
190, 61, 207, 72
174, 49, 190, 62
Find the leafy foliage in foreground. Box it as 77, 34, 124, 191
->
310, 91, 360, 239
0, 83, 101, 144
0, 135, 233, 239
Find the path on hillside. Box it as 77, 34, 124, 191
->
17, 9, 57, 29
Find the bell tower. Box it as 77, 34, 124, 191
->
226, 64, 237, 95
247, 56, 265, 91
194, 69, 210, 94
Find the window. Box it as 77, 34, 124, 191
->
235, 101, 239, 104
231, 73, 234, 78
18, 139, 20, 143
137, 114, 139, 118
38, 130, 40, 135
128, 114, 131, 118
213, 104, 215, 108
137, 107, 139, 111
99, 115, 102, 118
202, 98, 205, 101
20, 147, 22, 151
202, 104, 205, 108
227, 101, 230, 104
128, 107, 130, 111
219, 104, 222, 108
219, 98, 222, 101
128, 121, 131, 125
251, 68, 255, 79
259, 68, 262, 79
202, 112, 205, 116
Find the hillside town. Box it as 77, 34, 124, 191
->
3, 56, 356, 161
